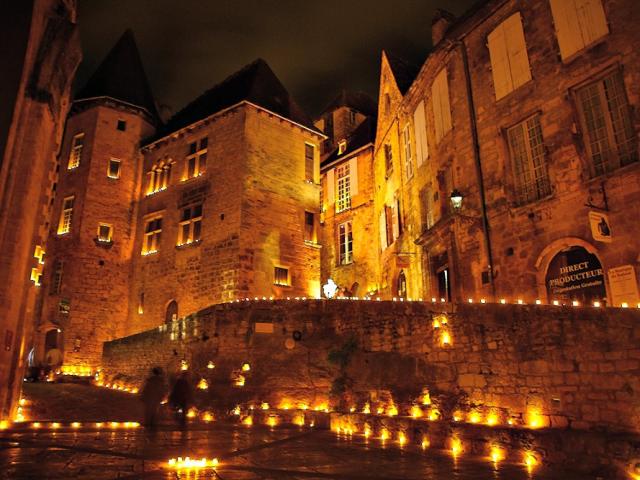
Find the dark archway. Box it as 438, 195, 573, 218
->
397, 270, 407, 299
44, 328, 60, 351
545, 246, 606, 304
165, 300, 178, 324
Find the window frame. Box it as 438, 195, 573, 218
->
403, 124, 413, 179
335, 163, 352, 213
107, 158, 121, 179
184, 137, 208, 180
273, 266, 290, 286
338, 220, 353, 266
97, 223, 113, 243
57, 195, 75, 235
142, 215, 163, 255
178, 204, 203, 246
68, 133, 84, 170
304, 211, 316, 244
304, 143, 315, 182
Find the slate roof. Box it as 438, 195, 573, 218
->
319, 90, 377, 118
385, 51, 421, 95
76, 30, 159, 122
321, 116, 376, 168
156, 58, 319, 139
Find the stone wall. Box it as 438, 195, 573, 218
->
103, 300, 640, 434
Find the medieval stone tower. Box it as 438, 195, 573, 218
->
38, 31, 158, 371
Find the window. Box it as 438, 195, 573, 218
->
304, 211, 316, 243
97, 223, 113, 242
185, 137, 207, 179
384, 143, 393, 177
349, 109, 357, 125
507, 114, 551, 204
379, 200, 401, 250
413, 101, 429, 166
336, 163, 352, 213
384, 93, 391, 114
305, 143, 315, 182
432, 69, 452, 143
274, 266, 290, 286
107, 158, 121, 179
147, 161, 172, 195
575, 71, 638, 177
178, 204, 202, 246
338, 140, 347, 155
57, 196, 74, 235
138, 292, 144, 314
338, 221, 353, 265
68, 133, 84, 169
403, 125, 413, 179
325, 113, 334, 138
549, 0, 609, 61
142, 216, 162, 255
487, 13, 532, 100
50, 260, 63, 295
419, 186, 435, 230
117, 120, 126, 131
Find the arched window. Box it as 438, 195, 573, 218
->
147, 159, 173, 195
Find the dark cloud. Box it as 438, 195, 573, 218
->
76, 0, 477, 117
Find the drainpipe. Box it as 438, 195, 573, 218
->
458, 39, 497, 300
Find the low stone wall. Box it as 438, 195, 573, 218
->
102, 300, 640, 435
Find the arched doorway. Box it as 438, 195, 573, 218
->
545, 246, 606, 304
397, 270, 407, 299
165, 300, 178, 324
44, 328, 63, 369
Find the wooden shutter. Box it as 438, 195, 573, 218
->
488, 21, 512, 100
349, 157, 359, 197
550, 0, 585, 60
432, 69, 452, 143
379, 210, 387, 250
577, 0, 609, 47
413, 101, 429, 166
504, 13, 531, 91
385, 206, 394, 246
326, 169, 335, 206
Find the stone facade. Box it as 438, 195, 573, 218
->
102, 299, 640, 435
0, 0, 80, 420
133, 103, 323, 334
376, 0, 640, 305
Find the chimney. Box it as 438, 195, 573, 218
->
432, 9, 456, 46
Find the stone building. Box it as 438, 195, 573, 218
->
38, 30, 158, 371
39, 48, 324, 369
0, 0, 81, 419
376, 0, 640, 306
316, 92, 379, 296
131, 59, 324, 334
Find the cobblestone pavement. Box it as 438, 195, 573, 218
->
0, 384, 586, 479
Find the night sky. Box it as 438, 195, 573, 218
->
76, 0, 476, 119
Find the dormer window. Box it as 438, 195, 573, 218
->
338, 140, 347, 155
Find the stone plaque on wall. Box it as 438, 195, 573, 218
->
255, 322, 274, 334
608, 265, 640, 307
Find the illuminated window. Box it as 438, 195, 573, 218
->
336, 163, 351, 213
384, 143, 393, 177
185, 137, 207, 179
138, 292, 144, 314
403, 125, 413, 179
304, 211, 316, 244
57, 196, 74, 235
68, 133, 84, 169
507, 114, 551, 204
487, 13, 531, 100
338, 140, 347, 155
575, 71, 637, 177
338, 221, 353, 265
117, 119, 126, 131
178, 204, 202, 246
274, 266, 290, 286
50, 260, 63, 294
97, 223, 113, 242
147, 160, 172, 195
305, 143, 315, 182
107, 158, 121, 179
550, 0, 608, 61
142, 216, 162, 255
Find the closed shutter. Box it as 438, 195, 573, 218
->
504, 13, 531, 91
326, 169, 335, 206
550, 0, 607, 60
349, 157, 359, 197
385, 206, 394, 246
379, 210, 387, 251
413, 100, 429, 165
488, 21, 512, 100
577, 0, 609, 47
432, 68, 452, 143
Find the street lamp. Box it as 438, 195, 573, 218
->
450, 189, 463, 211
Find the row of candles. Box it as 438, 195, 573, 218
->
223, 295, 639, 308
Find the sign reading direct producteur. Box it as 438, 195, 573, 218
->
545, 246, 606, 303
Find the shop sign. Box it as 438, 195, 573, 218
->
589, 211, 612, 243
608, 265, 640, 307
546, 246, 606, 303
